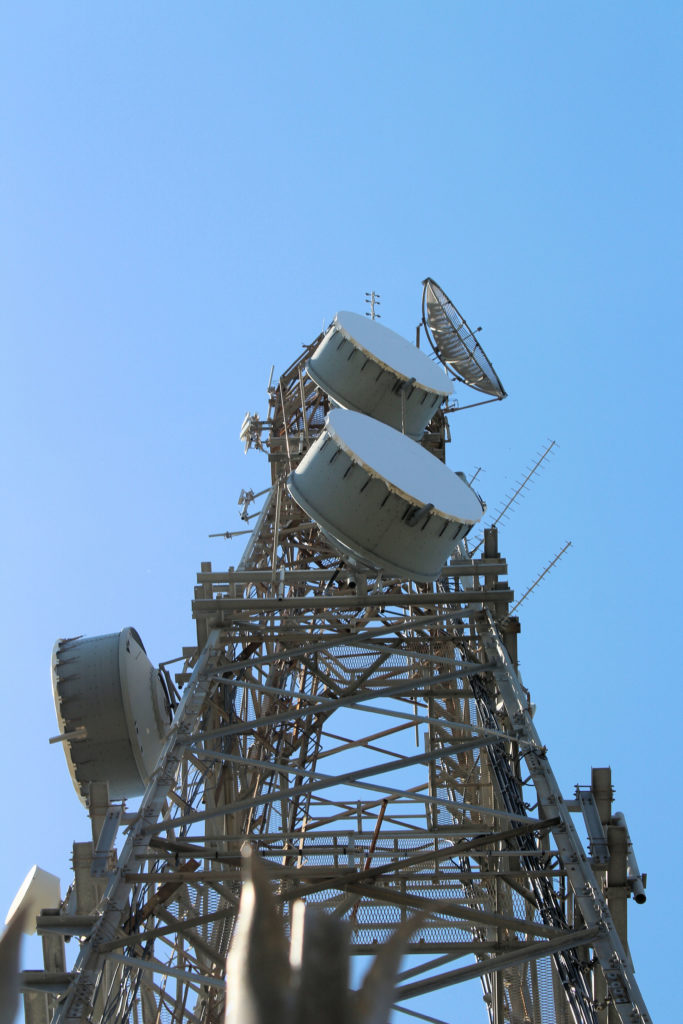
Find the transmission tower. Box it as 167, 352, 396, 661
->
14, 283, 651, 1024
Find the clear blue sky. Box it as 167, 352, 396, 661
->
1, 3, 681, 1021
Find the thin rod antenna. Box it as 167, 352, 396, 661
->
470, 440, 557, 554
446, 396, 505, 413
508, 541, 573, 615
208, 528, 252, 539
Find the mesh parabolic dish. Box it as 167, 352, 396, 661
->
422, 277, 506, 399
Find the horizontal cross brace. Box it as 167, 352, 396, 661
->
146, 739, 536, 835
102, 952, 223, 990
395, 925, 602, 999
193, 588, 513, 615
196, 562, 508, 584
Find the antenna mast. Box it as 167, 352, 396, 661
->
17, 287, 651, 1024
364, 289, 381, 319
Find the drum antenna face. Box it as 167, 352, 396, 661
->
421, 277, 507, 400
306, 310, 452, 440
287, 408, 484, 583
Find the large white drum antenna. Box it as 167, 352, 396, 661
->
307, 310, 452, 439
51, 628, 171, 803
287, 408, 484, 581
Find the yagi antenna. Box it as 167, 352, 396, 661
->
469, 439, 557, 554
508, 540, 573, 615
421, 277, 506, 399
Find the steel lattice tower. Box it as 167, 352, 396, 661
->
20, 321, 651, 1024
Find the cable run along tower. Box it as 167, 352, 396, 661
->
15, 279, 651, 1024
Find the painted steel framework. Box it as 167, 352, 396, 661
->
22, 332, 651, 1024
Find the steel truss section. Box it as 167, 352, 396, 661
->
37, 340, 651, 1024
